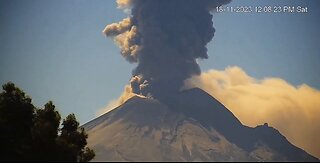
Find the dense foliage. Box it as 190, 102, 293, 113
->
0, 82, 95, 161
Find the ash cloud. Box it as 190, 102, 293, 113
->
104, 0, 231, 100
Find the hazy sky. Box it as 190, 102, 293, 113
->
1, 0, 319, 124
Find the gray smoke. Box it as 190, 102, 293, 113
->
104, 0, 231, 100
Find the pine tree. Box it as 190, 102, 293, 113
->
0, 82, 35, 161
57, 114, 95, 162
32, 101, 61, 161
0, 82, 95, 161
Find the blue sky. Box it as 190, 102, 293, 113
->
1, 0, 319, 124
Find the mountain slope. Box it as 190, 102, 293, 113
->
83, 88, 318, 161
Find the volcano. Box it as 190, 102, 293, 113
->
83, 88, 318, 161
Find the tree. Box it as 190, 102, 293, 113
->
80, 147, 96, 162
32, 101, 61, 161
57, 114, 95, 162
0, 82, 95, 161
0, 82, 35, 161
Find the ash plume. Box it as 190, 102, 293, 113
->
104, 0, 231, 100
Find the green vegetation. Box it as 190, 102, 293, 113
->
0, 82, 95, 161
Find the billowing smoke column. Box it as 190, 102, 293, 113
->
104, 0, 231, 100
